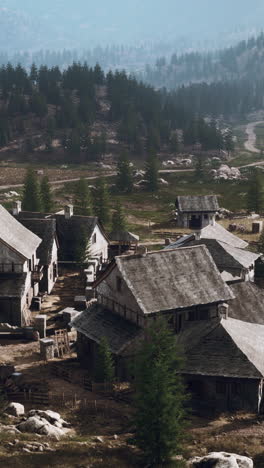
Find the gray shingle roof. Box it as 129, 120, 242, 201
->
176, 195, 219, 212
115, 246, 234, 315
177, 317, 264, 379
201, 223, 248, 248
71, 303, 142, 354
0, 205, 41, 259
175, 239, 259, 271
229, 282, 264, 325
18, 218, 57, 265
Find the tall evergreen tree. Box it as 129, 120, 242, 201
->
133, 319, 187, 465
111, 201, 127, 232
74, 178, 92, 216
94, 337, 115, 384
40, 175, 53, 212
145, 153, 159, 192
247, 169, 264, 213
116, 153, 133, 193
22, 168, 42, 212
93, 178, 110, 225
74, 226, 90, 265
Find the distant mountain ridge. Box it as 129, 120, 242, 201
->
1, 0, 264, 51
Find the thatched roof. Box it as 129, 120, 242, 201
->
229, 282, 264, 325
0, 205, 41, 259
177, 317, 264, 379
71, 303, 142, 354
115, 246, 234, 315
18, 218, 57, 265
176, 195, 219, 212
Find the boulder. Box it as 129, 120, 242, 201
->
5, 402, 25, 417
38, 422, 67, 439
28, 409, 61, 424
18, 416, 49, 433
188, 452, 253, 468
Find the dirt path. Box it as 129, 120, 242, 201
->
0, 168, 193, 191
244, 121, 264, 153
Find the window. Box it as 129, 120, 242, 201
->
92, 233, 97, 244
116, 276, 122, 292
204, 214, 208, 220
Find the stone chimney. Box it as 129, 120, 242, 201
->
218, 303, 229, 320
64, 204, 73, 219
12, 201, 22, 216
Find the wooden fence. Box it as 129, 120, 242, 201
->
6, 390, 120, 415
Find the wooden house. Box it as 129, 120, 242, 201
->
72, 245, 234, 379
18, 218, 59, 294
0, 205, 42, 326
166, 238, 260, 283
176, 195, 219, 229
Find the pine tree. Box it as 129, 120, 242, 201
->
74, 226, 90, 265
195, 155, 205, 180
40, 175, 53, 212
247, 169, 264, 213
93, 178, 110, 225
94, 337, 115, 383
133, 319, 187, 465
111, 201, 127, 232
116, 153, 133, 193
22, 168, 42, 212
74, 178, 92, 216
145, 153, 159, 192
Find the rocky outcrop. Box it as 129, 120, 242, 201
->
5, 402, 25, 417
211, 165, 242, 180
17, 409, 71, 440
188, 452, 253, 468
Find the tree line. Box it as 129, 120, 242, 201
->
0, 62, 231, 160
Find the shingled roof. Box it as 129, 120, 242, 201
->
0, 205, 41, 259
71, 303, 142, 354
115, 246, 234, 315
228, 282, 264, 325
201, 223, 248, 248
176, 317, 264, 379
18, 218, 57, 265
176, 195, 219, 212
175, 238, 260, 271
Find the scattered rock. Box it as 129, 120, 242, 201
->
158, 178, 169, 185
188, 452, 253, 468
213, 164, 242, 181
113, 434, 118, 440
17, 412, 70, 440
5, 402, 25, 417
96, 436, 104, 443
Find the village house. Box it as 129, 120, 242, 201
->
72, 244, 264, 412
0, 205, 42, 326
176, 195, 219, 229
12, 202, 109, 284
165, 238, 260, 283
71, 246, 234, 379
17, 218, 58, 294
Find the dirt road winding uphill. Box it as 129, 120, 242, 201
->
244, 121, 264, 153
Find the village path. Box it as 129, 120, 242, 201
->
244, 121, 264, 153
0, 168, 194, 190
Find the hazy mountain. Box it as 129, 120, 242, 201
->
1, 0, 264, 51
